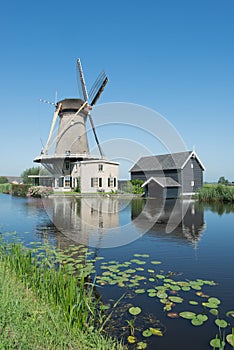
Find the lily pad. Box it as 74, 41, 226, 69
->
210, 309, 219, 316
179, 311, 196, 319
142, 329, 152, 337
167, 312, 179, 318
215, 319, 228, 328
210, 338, 225, 348
128, 336, 136, 344
151, 261, 161, 265
191, 318, 204, 326
169, 296, 183, 303
149, 327, 163, 336
135, 289, 145, 294
226, 310, 234, 318
129, 306, 142, 316
226, 334, 234, 346
208, 297, 220, 305
189, 301, 198, 305
136, 342, 147, 349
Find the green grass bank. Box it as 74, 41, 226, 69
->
0, 239, 124, 350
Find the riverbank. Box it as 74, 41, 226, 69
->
0, 239, 125, 350
197, 184, 234, 203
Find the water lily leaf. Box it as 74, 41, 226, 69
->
189, 301, 199, 305
182, 286, 191, 291
135, 289, 145, 294
215, 319, 228, 328
135, 260, 146, 265
210, 309, 219, 316
148, 292, 157, 297
226, 310, 234, 318
135, 267, 145, 271
157, 291, 168, 299
148, 269, 155, 273
124, 269, 136, 274
208, 297, 220, 305
191, 318, 203, 326
142, 329, 152, 337
151, 261, 161, 265
128, 336, 136, 344
210, 338, 225, 348
197, 314, 208, 322
202, 302, 218, 309
170, 285, 181, 291
169, 296, 183, 303
129, 307, 142, 316
167, 312, 179, 318
156, 274, 165, 279
226, 334, 234, 346
149, 278, 155, 282
179, 311, 196, 319
149, 327, 163, 336
196, 291, 209, 298
136, 341, 147, 349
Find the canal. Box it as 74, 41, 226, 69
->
0, 193, 233, 349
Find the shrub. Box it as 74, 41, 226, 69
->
27, 186, 53, 198
11, 184, 31, 197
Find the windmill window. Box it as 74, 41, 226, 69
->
114, 177, 117, 187
99, 178, 102, 187
91, 177, 98, 187
64, 176, 70, 187
191, 163, 194, 169
98, 164, 103, 171
191, 180, 194, 187
65, 162, 70, 170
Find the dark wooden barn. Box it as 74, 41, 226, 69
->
130, 151, 205, 198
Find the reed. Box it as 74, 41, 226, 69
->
0, 238, 100, 333
197, 184, 234, 203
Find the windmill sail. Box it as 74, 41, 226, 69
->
89, 70, 108, 106
77, 58, 89, 101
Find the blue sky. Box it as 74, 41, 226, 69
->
0, 0, 233, 181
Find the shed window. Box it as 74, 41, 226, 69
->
191, 163, 194, 169
191, 180, 194, 187
65, 162, 70, 170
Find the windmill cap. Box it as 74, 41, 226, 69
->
57, 98, 89, 113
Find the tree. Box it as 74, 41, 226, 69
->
218, 176, 229, 185
20, 167, 47, 184
0, 176, 9, 184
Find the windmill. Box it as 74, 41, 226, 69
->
34, 58, 108, 174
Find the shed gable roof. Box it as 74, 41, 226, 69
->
142, 176, 181, 188
130, 151, 205, 172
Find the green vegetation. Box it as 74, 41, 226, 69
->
20, 166, 48, 184
197, 184, 234, 203
218, 176, 229, 185
0, 183, 12, 194
122, 180, 144, 194
0, 237, 124, 350
11, 184, 31, 197
0, 176, 9, 184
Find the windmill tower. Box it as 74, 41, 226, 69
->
34, 59, 119, 192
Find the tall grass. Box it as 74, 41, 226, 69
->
0, 239, 99, 332
0, 183, 12, 194
197, 184, 234, 203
